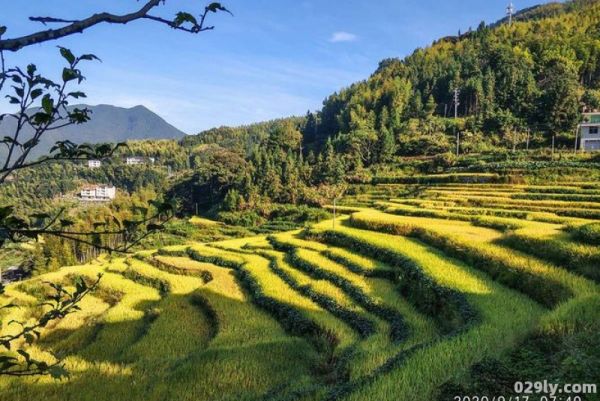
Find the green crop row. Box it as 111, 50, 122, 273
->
569, 222, 600, 246
186, 248, 340, 355
258, 249, 376, 340
373, 173, 501, 185
501, 233, 600, 284
133, 253, 205, 278
308, 230, 478, 335
321, 249, 397, 280
280, 247, 409, 343
348, 212, 572, 307
119, 266, 171, 296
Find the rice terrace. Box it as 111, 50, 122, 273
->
1, 0, 600, 401
1, 172, 599, 400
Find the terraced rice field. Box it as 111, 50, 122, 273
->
1, 177, 599, 400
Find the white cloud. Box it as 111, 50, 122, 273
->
329, 31, 358, 43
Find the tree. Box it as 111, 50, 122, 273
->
377, 127, 396, 163
0, 0, 231, 377
539, 55, 581, 134
424, 95, 437, 117
319, 139, 345, 184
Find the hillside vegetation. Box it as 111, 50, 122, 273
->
1, 173, 599, 400
2, 3, 600, 398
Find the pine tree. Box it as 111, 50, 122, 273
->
378, 127, 396, 163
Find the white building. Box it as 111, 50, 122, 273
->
88, 159, 102, 168
126, 156, 145, 165
580, 112, 600, 152
80, 185, 116, 201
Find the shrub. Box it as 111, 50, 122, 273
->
217, 211, 265, 227
121, 269, 171, 296
200, 270, 214, 284
571, 222, 600, 246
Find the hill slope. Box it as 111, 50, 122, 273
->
0, 104, 185, 161
307, 0, 600, 161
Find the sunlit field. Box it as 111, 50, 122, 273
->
1, 178, 599, 401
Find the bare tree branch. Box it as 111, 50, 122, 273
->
0, 0, 230, 52
1, 0, 162, 52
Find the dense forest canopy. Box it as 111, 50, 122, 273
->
309, 0, 600, 162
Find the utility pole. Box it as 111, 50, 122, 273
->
454, 88, 460, 157
507, 2, 515, 26
526, 128, 530, 151
574, 124, 581, 155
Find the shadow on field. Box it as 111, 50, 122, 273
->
1, 291, 317, 401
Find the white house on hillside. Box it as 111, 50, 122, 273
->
126, 156, 155, 165
580, 112, 600, 152
80, 185, 116, 201
126, 156, 145, 165
88, 159, 102, 168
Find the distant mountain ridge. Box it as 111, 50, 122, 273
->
0, 104, 185, 161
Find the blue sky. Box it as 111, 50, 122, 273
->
1, 0, 546, 134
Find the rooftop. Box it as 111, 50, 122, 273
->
82, 184, 115, 190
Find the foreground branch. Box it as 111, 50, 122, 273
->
0, 0, 231, 52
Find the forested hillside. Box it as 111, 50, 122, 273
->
2, 2, 600, 399
165, 0, 600, 215
5, 0, 600, 273
306, 0, 600, 163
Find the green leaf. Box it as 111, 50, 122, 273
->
78, 54, 100, 62
206, 3, 233, 15
13, 86, 24, 98
6, 95, 20, 104
68, 91, 86, 99
174, 12, 198, 27
31, 213, 51, 220
24, 333, 35, 345
30, 88, 43, 100
26, 64, 37, 77
146, 223, 164, 231
41, 94, 54, 114
48, 365, 70, 380
62, 68, 79, 82
31, 112, 52, 126
59, 47, 76, 65
59, 219, 75, 227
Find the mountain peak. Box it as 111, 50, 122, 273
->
0, 104, 186, 162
